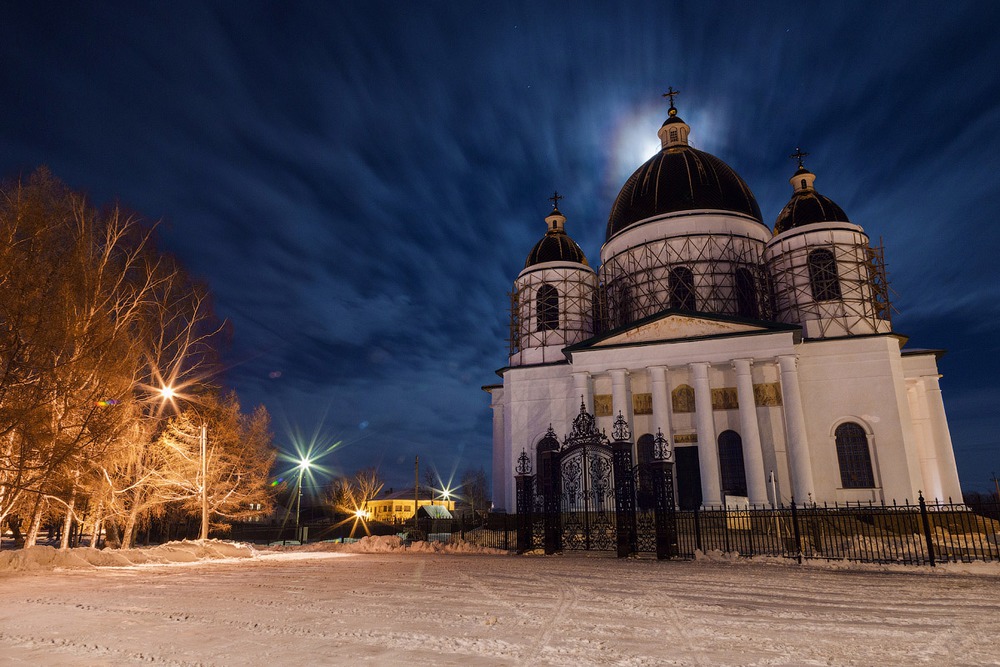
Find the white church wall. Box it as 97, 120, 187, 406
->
795, 336, 922, 504
900, 352, 962, 501
501, 362, 580, 509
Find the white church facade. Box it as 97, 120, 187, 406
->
486, 95, 962, 512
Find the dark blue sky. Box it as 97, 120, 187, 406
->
3, 3, 999, 492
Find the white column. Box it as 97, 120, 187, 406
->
922, 376, 962, 502
908, 380, 943, 502
733, 359, 768, 505
649, 366, 673, 437
777, 355, 814, 504
610, 369, 632, 428
489, 388, 507, 512
690, 362, 721, 507
573, 371, 593, 416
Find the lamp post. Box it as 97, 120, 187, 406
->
160, 386, 210, 541
295, 458, 311, 541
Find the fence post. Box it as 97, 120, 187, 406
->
516, 475, 533, 553
694, 507, 702, 553
919, 492, 936, 567
652, 459, 678, 560
790, 499, 802, 564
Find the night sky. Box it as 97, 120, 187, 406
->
3, 3, 999, 492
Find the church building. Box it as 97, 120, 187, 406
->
486, 92, 962, 511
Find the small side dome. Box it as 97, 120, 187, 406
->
524, 200, 589, 268
774, 160, 850, 235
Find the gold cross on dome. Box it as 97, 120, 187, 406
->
549, 191, 563, 209
662, 86, 680, 114
790, 147, 809, 168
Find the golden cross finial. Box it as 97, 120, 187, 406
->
662, 86, 680, 115
549, 191, 563, 209
790, 147, 809, 168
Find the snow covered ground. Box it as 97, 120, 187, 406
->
1, 538, 998, 666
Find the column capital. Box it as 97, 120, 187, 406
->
572, 370, 592, 379
688, 361, 711, 378
776, 354, 798, 372
610, 368, 630, 380
732, 358, 753, 375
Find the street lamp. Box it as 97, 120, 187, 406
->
159, 385, 209, 541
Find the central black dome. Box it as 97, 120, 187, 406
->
606, 145, 762, 240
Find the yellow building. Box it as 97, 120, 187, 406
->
365, 485, 456, 524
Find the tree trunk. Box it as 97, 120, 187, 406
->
120, 509, 139, 549
89, 503, 104, 548
8, 516, 25, 548
25, 501, 44, 548
59, 488, 77, 550
105, 520, 121, 549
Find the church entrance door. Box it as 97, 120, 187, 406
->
675, 446, 703, 510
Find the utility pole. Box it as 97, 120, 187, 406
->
414, 455, 419, 531
992, 472, 1000, 502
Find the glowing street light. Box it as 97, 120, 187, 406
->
295, 457, 312, 541
159, 384, 209, 541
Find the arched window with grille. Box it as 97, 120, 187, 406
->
536, 284, 559, 331
669, 266, 696, 310
808, 248, 842, 301
734, 267, 759, 319
835, 422, 875, 488
616, 283, 635, 326
717, 430, 748, 497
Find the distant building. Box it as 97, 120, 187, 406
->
487, 94, 961, 511
365, 486, 456, 523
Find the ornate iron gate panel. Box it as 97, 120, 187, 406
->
560, 443, 616, 550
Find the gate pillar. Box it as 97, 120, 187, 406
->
651, 428, 678, 559
514, 450, 534, 554
612, 412, 636, 558
534, 426, 563, 555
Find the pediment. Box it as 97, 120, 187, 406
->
572, 311, 794, 351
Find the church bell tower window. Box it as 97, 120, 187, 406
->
536, 284, 559, 331
807, 248, 842, 301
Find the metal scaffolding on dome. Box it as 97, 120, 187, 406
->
508, 267, 598, 356
597, 232, 773, 331
508, 233, 892, 356
765, 237, 892, 337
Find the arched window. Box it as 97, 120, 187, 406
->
734, 267, 759, 319
671, 384, 695, 413
717, 430, 748, 497
617, 284, 635, 326
808, 249, 842, 301
669, 266, 696, 310
835, 422, 875, 488
669, 128, 679, 142
536, 284, 559, 331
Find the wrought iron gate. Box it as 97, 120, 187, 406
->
515, 403, 678, 558
560, 442, 616, 550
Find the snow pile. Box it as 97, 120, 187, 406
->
260, 535, 509, 555
0, 539, 256, 573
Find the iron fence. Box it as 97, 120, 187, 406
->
230, 498, 1000, 565
655, 497, 1000, 565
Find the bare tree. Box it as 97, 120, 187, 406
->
460, 468, 490, 520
